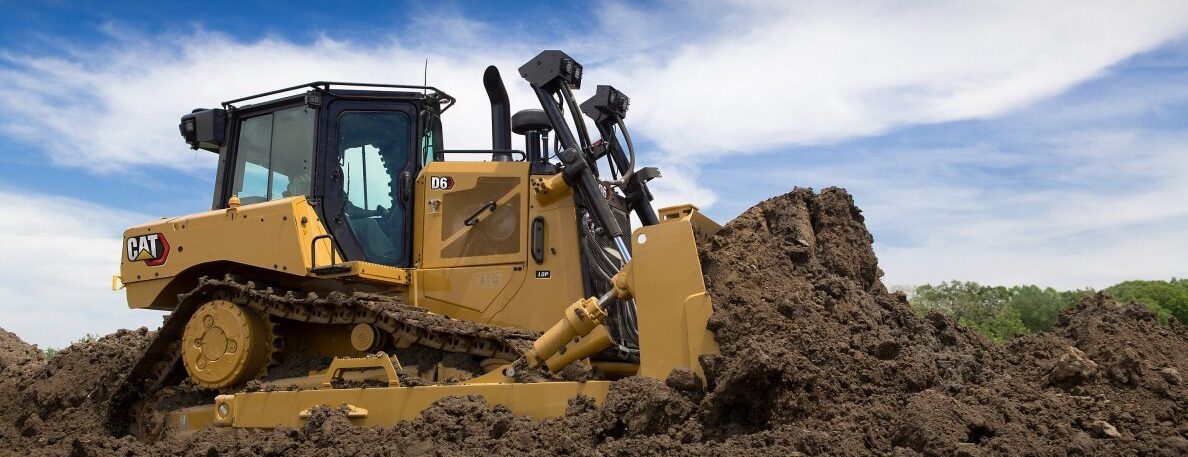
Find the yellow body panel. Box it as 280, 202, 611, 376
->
415, 161, 529, 269
412, 264, 524, 322
410, 162, 586, 332
120, 197, 336, 310
119, 163, 587, 338
493, 189, 588, 331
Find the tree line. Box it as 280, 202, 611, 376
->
900, 279, 1187, 343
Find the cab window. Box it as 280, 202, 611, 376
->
337, 111, 411, 265
232, 106, 316, 204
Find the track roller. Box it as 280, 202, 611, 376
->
349, 323, 385, 352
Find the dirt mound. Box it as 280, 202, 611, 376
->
0, 328, 44, 378
2, 186, 1185, 456
0, 327, 46, 450
0, 327, 153, 453
699, 188, 996, 440
993, 294, 1188, 455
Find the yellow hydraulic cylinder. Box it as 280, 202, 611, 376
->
524, 295, 607, 368
542, 325, 614, 372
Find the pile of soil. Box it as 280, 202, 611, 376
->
0, 328, 154, 454
0, 328, 43, 378
1, 186, 1185, 456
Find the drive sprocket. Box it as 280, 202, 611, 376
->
181, 300, 275, 389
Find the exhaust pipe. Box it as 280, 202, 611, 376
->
483, 66, 512, 160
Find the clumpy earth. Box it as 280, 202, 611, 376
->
1, 186, 1185, 456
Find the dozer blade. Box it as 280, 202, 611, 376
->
624, 213, 720, 381
204, 381, 613, 429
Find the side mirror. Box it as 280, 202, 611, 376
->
179, 108, 227, 152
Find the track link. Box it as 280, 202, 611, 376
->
105, 274, 540, 437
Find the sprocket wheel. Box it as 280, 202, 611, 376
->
181, 300, 276, 389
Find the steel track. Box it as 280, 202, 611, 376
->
104, 274, 539, 438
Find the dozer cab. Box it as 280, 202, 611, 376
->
109, 51, 721, 439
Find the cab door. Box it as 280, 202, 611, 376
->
318, 99, 419, 267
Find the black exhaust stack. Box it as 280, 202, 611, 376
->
483, 66, 512, 160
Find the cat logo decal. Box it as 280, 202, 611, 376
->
126, 233, 170, 266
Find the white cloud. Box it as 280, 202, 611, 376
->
612, 1, 1188, 158
4, 2, 1186, 181
878, 216, 1188, 290
708, 124, 1188, 290
0, 189, 165, 348
647, 160, 719, 212
0, 28, 569, 176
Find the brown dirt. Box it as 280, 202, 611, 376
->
0, 328, 44, 379
0, 327, 153, 455
2, 186, 1185, 456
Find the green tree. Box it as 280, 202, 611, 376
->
1008, 285, 1088, 332
42, 333, 99, 360
1105, 279, 1188, 324
912, 281, 1028, 343
909, 279, 1184, 343
960, 305, 1029, 343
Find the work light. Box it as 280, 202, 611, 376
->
580, 85, 630, 123
519, 50, 584, 91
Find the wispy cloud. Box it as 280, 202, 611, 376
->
614, 1, 1188, 158
4, 2, 1186, 180
699, 74, 1188, 290
0, 28, 543, 175
0, 189, 164, 348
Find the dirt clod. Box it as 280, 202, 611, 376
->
1048, 346, 1099, 386
1088, 420, 1121, 439
1159, 367, 1182, 385
1, 186, 1185, 456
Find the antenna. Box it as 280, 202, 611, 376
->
423, 59, 429, 96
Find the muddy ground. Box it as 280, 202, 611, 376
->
1, 186, 1185, 456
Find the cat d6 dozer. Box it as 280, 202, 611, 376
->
108, 50, 721, 439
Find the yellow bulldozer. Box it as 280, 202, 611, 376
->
108, 50, 721, 439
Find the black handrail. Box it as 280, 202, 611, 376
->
309, 234, 339, 270
464, 201, 498, 227
439, 149, 527, 161
222, 81, 456, 111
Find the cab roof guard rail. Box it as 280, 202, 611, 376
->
221, 81, 456, 112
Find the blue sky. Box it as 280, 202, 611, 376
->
2, 0, 1187, 347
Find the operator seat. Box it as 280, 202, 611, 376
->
332, 163, 402, 264
283, 173, 311, 198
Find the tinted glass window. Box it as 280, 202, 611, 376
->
337, 111, 410, 266
343, 145, 393, 211
232, 106, 316, 205
420, 130, 435, 165
233, 115, 273, 202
